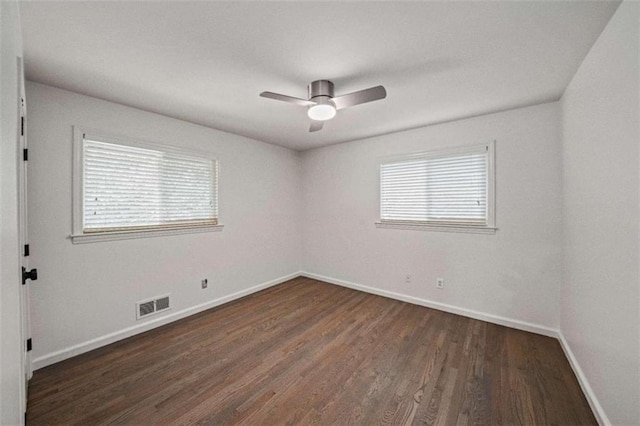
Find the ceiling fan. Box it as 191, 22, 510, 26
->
260, 80, 387, 132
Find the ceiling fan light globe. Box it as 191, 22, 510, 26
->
307, 104, 336, 121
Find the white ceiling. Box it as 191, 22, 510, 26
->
20, 1, 619, 151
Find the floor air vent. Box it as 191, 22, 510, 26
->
136, 294, 171, 320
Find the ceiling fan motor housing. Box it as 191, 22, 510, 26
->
308, 80, 335, 100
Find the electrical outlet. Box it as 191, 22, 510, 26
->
201, 278, 208, 289
405, 274, 412, 284
436, 278, 444, 289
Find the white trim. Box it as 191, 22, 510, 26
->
74, 125, 217, 161
300, 271, 558, 337
72, 125, 220, 241
32, 271, 301, 370
378, 140, 496, 231
557, 331, 611, 426
375, 221, 497, 234
72, 126, 83, 240
70, 224, 224, 244
306, 271, 603, 422
486, 139, 496, 228
378, 141, 492, 164
32, 269, 603, 425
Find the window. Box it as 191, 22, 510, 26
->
72, 128, 221, 243
377, 142, 495, 233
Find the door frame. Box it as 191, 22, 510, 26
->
17, 56, 33, 415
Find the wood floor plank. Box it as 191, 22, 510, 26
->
27, 277, 596, 425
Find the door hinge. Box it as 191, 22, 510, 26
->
24, 244, 30, 256
22, 267, 37, 285
21, 116, 24, 136
23, 148, 28, 161
26, 338, 32, 352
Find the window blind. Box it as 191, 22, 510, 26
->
380, 146, 489, 225
83, 137, 218, 232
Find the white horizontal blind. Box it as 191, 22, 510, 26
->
380, 146, 489, 225
83, 136, 217, 232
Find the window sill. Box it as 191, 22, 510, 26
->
70, 224, 224, 244
375, 222, 497, 234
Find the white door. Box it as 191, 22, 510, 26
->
17, 57, 34, 413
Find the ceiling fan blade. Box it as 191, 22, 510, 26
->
309, 121, 324, 132
260, 91, 315, 107
332, 85, 387, 110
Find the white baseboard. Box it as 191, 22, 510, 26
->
301, 271, 609, 423
32, 271, 302, 370
557, 331, 610, 426
33, 270, 606, 425
300, 271, 559, 337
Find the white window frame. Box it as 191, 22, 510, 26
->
376, 141, 497, 234
71, 126, 223, 244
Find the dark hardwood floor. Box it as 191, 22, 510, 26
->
27, 277, 595, 425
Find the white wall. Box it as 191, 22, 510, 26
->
301, 102, 562, 332
560, 2, 639, 424
26, 82, 302, 367
0, 0, 25, 424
